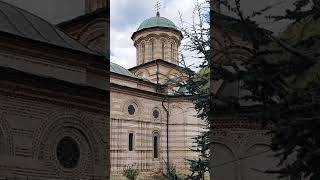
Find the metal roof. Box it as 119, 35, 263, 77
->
137, 16, 177, 31
110, 62, 136, 78
0, 1, 101, 56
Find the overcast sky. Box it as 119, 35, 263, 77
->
110, 0, 206, 69
4, 0, 205, 69
2, 0, 292, 70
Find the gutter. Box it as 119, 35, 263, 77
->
157, 59, 169, 169
162, 96, 170, 169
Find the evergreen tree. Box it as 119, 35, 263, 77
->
178, 1, 210, 179
214, 0, 320, 179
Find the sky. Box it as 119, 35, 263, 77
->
3, 0, 206, 70
110, 0, 207, 69
2, 0, 292, 70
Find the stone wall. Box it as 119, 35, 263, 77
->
0, 71, 109, 179
58, 9, 108, 55
132, 62, 185, 84
132, 29, 182, 65
110, 87, 204, 179
0, 18, 109, 178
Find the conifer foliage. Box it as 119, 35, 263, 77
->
214, 0, 320, 179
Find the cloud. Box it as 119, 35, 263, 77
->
110, 0, 207, 70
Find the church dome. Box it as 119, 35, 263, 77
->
0, 1, 100, 55
137, 16, 177, 31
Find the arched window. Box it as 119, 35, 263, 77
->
162, 42, 165, 60
128, 132, 134, 151
141, 43, 145, 63
151, 41, 154, 60
170, 43, 174, 62
137, 46, 139, 64
153, 132, 160, 159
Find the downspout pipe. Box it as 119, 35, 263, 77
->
158, 58, 170, 169
162, 96, 169, 170
156, 59, 169, 170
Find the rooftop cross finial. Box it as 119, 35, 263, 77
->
155, 1, 161, 17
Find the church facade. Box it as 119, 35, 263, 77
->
0, 0, 205, 179
0, 0, 109, 179
106, 11, 205, 179
61, 3, 204, 179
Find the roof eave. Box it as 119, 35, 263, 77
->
131, 26, 183, 40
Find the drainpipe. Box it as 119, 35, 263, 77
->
162, 96, 169, 170
156, 59, 169, 170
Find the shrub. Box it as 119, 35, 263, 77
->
162, 163, 182, 180
123, 164, 139, 180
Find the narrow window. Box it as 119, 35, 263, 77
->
162, 42, 165, 60
151, 41, 154, 60
137, 46, 139, 64
129, 133, 133, 151
170, 43, 173, 61
153, 132, 159, 158
142, 43, 145, 63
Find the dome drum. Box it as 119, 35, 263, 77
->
132, 15, 183, 66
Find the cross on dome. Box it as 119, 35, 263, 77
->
155, 1, 161, 17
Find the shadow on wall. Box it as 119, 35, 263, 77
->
211, 143, 281, 180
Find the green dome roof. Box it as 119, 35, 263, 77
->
137, 16, 177, 31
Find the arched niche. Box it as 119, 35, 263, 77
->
32, 108, 107, 177
77, 19, 107, 53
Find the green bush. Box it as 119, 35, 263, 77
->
122, 164, 139, 180
162, 163, 182, 180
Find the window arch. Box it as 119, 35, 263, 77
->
152, 131, 160, 159
152, 107, 161, 121
124, 101, 139, 117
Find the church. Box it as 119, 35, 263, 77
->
0, 0, 109, 179
108, 10, 205, 180
0, 0, 205, 179
104, 5, 205, 180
